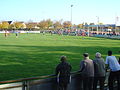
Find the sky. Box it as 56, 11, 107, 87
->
0, 0, 120, 24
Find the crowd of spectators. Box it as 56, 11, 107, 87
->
55, 51, 120, 90
1, 29, 120, 38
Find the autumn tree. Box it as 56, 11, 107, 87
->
0, 23, 2, 30
1, 21, 9, 30
26, 22, 37, 30
37, 20, 48, 30
84, 22, 89, 29
77, 24, 84, 29
13, 22, 25, 29
8, 24, 15, 29
53, 20, 63, 30
46, 19, 53, 29
63, 21, 72, 29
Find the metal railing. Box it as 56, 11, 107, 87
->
0, 74, 56, 90
0, 71, 115, 90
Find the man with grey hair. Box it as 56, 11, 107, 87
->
93, 52, 106, 90
55, 56, 72, 90
80, 53, 94, 90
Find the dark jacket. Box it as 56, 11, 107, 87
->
55, 61, 72, 84
93, 57, 106, 77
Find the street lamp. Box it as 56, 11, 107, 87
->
96, 16, 99, 34
71, 5, 73, 30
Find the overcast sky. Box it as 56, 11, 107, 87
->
0, 0, 120, 24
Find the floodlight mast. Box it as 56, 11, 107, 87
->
71, 5, 73, 30
96, 16, 99, 34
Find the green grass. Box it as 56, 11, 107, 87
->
0, 33, 120, 81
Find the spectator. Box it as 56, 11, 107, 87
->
55, 56, 72, 90
106, 50, 120, 90
5, 30, 8, 37
93, 52, 106, 90
15, 30, 19, 38
80, 53, 94, 90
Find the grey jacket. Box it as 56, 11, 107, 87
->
80, 58, 94, 77
93, 57, 106, 77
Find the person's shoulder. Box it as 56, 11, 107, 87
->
101, 57, 104, 59
99, 58, 104, 61
80, 60, 85, 64
67, 63, 72, 67
57, 63, 62, 67
112, 56, 116, 58
108, 56, 116, 59
84, 59, 93, 63
106, 56, 109, 58
93, 59, 97, 62
80, 60, 84, 63
94, 58, 102, 62
65, 62, 71, 65
80, 60, 84, 62
106, 56, 111, 59
89, 59, 93, 62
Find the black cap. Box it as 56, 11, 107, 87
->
83, 53, 89, 57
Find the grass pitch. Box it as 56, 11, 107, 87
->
0, 33, 120, 81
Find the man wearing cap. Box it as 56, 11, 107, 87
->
80, 53, 94, 90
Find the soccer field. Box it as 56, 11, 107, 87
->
0, 33, 120, 81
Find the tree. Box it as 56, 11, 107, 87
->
63, 21, 72, 29
13, 22, 24, 29
26, 22, 37, 30
46, 19, 53, 29
0, 23, 2, 30
8, 24, 15, 29
1, 21, 9, 30
77, 24, 84, 29
37, 20, 48, 30
53, 20, 63, 30
84, 22, 89, 29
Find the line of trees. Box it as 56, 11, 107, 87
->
0, 19, 120, 31
0, 19, 85, 31
0, 19, 69, 30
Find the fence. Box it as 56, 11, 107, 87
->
0, 71, 112, 90
92, 34, 120, 39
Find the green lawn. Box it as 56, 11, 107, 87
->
0, 33, 120, 81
